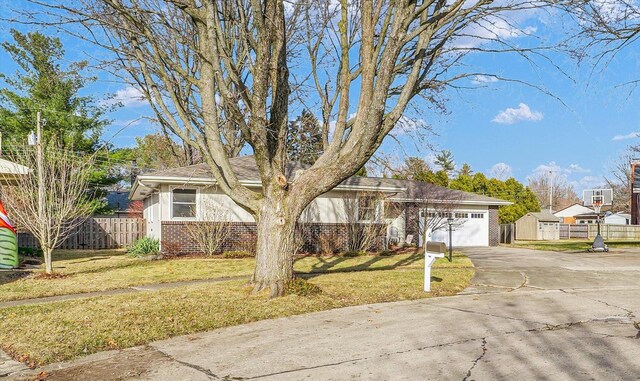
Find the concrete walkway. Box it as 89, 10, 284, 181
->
8, 246, 640, 380
0, 275, 248, 309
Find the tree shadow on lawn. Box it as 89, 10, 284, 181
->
56, 250, 125, 262
296, 248, 424, 279
0, 270, 30, 286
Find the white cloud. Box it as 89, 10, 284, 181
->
532, 161, 591, 176
393, 117, 428, 135
612, 132, 640, 141
453, 14, 538, 49
102, 86, 147, 108
425, 153, 438, 168
566, 164, 590, 174
533, 161, 562, 175
471, 75, 499, 85
490, 162, 512, 180
565, 176, 606, 197
492, 103, 543, 124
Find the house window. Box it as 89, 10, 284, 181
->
172, 189, 197, 218
455, 213, 468, 219
358, 196, 378, 221
470, 213, 484, 219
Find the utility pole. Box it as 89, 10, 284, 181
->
36, 111, 47, 269
549, 170, 553, 214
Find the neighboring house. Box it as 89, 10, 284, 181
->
104, 191, 143, 218
604, 212, 631, 225
0, 158, 30, 184
129, 156, 511, 254
553, 203, 595, 224
574, 212, 600, 224
632, 162, 640, 225
515, 212, 561, 241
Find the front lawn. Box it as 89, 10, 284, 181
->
512, 240, 640, 252
0, 249, 472, 302
0, 250, 256, 302
0, 250, 473, 366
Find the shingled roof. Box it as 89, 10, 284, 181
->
133, 155, 510, 205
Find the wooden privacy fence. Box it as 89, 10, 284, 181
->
587, 224, 640, 240
18, 217, 146, 250
560, 224, 588, 239
560, 223, 640, 240
499, 224, 515, 244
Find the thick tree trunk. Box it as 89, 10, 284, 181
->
44, 246, 53, 274
251, 201, 297, 298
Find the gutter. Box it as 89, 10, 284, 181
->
132, 175, 406, 194
388, 197, 512, 206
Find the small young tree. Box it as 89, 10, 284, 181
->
184, 201, 232, 256
0, 144, 95, 273
342, 192, 386, 253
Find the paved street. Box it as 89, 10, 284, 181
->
11, 246, 640, 380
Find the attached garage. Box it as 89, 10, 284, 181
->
412, 207, 491, 247
383, 180, 511, 248
515, 212, 561, 241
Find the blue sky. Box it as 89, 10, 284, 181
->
1, 3, 639, 196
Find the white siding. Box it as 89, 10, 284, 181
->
156, 185, 351, 224
554, 204, 594, 218
143, 193, 161, 239
605, 214, 630, 225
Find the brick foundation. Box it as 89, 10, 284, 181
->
488, 206, 499, 246
160, 221, 386, 255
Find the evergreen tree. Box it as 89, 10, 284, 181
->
458, 163, 473, 177
435, 150, 455, 173
450, 171, 540, 224
0, 30, 117, 213
449, 173, 474, 192
393, 157, 449, 186
355, 165, 367, 177
287, 109, 322, 164
0, 30, 106, 151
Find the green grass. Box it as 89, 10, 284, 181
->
0, 250, 473, 366
0, 249, 471, 302
511, 240, 640, 252
0, 250, 255, 302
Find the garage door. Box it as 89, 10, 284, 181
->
419, 209, 489, 247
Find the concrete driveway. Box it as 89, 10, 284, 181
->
11, 246, 640, 380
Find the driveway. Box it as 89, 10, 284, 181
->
10, 247, 640, 380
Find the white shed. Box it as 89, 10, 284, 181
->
515, 212, 561, 241
605, 212, 631, 225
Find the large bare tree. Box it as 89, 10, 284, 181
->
528, 172, 581, 212
22, 0, 569, 296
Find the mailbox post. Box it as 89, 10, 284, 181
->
447, 216, 454, 262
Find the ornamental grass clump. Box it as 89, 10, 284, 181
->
127, 237, 160, 258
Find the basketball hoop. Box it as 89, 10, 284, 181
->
585, 189, 610, 253
593, 201, 603, 215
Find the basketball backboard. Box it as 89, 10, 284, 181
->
583, 189, 613, 207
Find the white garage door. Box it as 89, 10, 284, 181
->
419, 209, 489, 247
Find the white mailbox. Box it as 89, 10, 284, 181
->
424, 228, 445, 292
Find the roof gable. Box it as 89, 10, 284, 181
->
553, 203, 594, 217
529, 212, 561, 222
